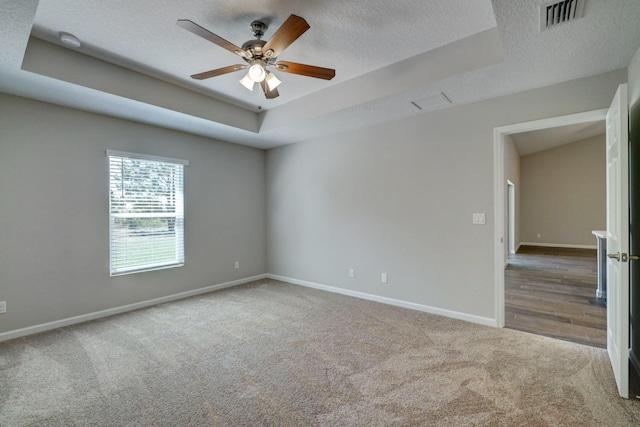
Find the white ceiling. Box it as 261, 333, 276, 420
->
33, 0, 497, 110
1, 0, 640, 149
511, 120, 606, 156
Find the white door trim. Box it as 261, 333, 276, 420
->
493, 109, 607, 328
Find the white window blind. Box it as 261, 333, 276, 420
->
107, 151, 187, 276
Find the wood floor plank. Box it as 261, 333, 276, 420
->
508, 311, 605, 348
505, 245, 606, 348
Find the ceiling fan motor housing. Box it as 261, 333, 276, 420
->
241, 39, 267, 59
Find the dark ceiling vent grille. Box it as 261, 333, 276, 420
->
540, 0, 585, 31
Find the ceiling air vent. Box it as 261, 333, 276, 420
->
540, 0, 585, 31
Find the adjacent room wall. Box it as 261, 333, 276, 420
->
504, 134, 521, 262
0, 94, 267, 335
519, 135, 606, 248
266, 70, 625, 322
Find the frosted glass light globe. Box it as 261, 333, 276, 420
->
248, 63, 266, 82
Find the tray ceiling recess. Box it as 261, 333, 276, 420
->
4, 0, 639, 149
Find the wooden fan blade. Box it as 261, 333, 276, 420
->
275, 61, 335, 80
262, 15, 310, 58
177, 19, 248, 58
260, 80, 280, 99
191, 64, 247, 80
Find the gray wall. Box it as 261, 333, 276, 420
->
0, 94, 266, 334
266, 70, 626, 320
519, 135, 606, 247
0, 68, 629, 334
504, 134, 521, 261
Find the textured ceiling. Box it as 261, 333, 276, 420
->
511, 120, 606, 156
1, 0, 640, 149
31, 0, 497, 111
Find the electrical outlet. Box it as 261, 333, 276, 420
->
349, 268, 355, 278
381, 273, 388, 283
234, 261, 240, 269
0, 301, 6, 314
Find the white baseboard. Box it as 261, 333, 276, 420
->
268, 274, 497, 328
0, 274, 268, 343
519, 242, 597, 250
1, 273, 498, 342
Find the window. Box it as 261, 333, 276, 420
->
108, 150, 188, 276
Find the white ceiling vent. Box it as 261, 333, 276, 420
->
540, 0, 585, 31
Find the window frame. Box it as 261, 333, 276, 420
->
107, 150, 189, 276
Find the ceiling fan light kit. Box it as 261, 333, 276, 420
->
265, 72, 282, 91
248, 61, 266, 82
177, 14, 335, 99
239, 73, 255, 91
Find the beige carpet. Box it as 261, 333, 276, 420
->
1, 279, 639, 426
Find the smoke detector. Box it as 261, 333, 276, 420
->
59, 32, 81, 48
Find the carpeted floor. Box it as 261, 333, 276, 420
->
1, 279, 639, 426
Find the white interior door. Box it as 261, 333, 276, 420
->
606, 83, 629, 399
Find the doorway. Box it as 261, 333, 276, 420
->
501, 120, 607, 347
493, 109, 608, 329
495, 86, 632, 398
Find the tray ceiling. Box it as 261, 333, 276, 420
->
1, 0, 639, 149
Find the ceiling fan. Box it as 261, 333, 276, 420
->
177, 14, 336, 99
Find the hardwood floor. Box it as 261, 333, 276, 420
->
505, 245, 607, 348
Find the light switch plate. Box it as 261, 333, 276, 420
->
473, 213, 486, 225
